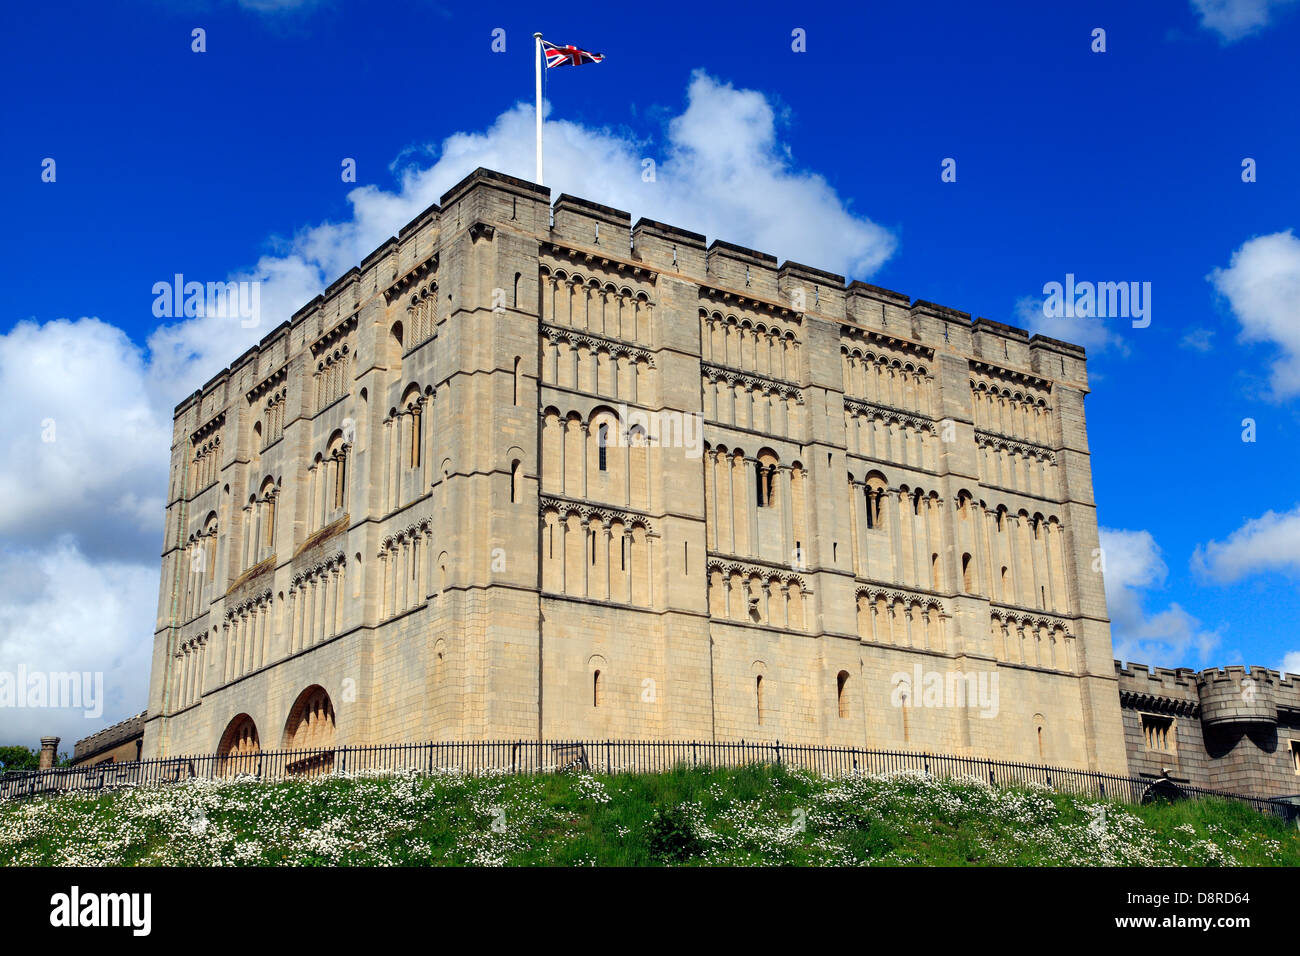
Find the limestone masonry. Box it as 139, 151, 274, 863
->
134, 167, 1298, 795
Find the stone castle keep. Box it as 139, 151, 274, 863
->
136, 167, 1299, 795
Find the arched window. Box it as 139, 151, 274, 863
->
597, 424, 609, 471
259, 477, 276, 551
756, 675, 764, 724
865, 472, 887, 529
836, 670, 850, 719
961, 553, 973, 592
325, 432, 348, 513
757, 450, 779, 508
593, 670, 602, 707
510, 459, 522, 503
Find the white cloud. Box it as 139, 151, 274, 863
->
1013, 295, 1126, 354
0, 318, 170, 560
1101, 528, 1221, 666
1180, 327, 1216, 352
150, 71, 899, 409
1209, 230, 1300, 399
0, 71, 897, 748
1190, 0, 1299, 42
0, 538, 157, 749
1281, 651, 1300, 678
1192, 504, 1300, 582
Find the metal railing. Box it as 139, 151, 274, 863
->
2, 739, 1296, 823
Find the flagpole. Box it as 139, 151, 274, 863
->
533, 32, 544, 186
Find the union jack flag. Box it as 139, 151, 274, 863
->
542, 40, 605, 68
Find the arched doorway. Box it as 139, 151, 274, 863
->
283, 685, 337, 776
216, 714, 261, 778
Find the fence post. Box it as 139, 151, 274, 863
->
988, 759, 994, 786
774, 740, 782, 766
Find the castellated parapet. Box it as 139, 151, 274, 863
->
1116, 662, 1299, 796
141, 167, 1128, 776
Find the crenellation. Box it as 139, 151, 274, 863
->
551, 193, 633, 251
1115, 660, 1300, 795
631, 217, 707, 276
705, 239, 781, 301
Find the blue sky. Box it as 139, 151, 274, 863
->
2, 0, 1299, 746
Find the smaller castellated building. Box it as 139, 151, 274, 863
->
1117, 663, 1300, 797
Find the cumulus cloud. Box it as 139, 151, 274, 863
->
0, 539, 157, 748
1281, 651, 1300, 678
1208, 230, 1300, 399
1101, 528, 1221, 666
1192, 504, 1300, 582
1013, 295, 1126, 354
0, 71, 896, 747
148, 71, 898, 410
1190, 0, 1299, 42
0, 318, 170, 561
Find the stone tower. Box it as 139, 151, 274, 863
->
142, 168, 1129, 776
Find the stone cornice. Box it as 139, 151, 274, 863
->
541, 242, 659, 283
309, 313, 358, 358
699, 286, 800, 322
189, 411, 225, 445
1120, 690, 1200, 718
382, 253, 438, 305
969, 359, 1053, 393
840, 326, 935, 363
246, 364, 288, 403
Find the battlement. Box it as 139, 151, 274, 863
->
73, 711, 146, 762
1115, 660, 1300, 727
171, 165, 1094, 421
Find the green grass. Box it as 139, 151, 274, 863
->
1, 764, 1296, 866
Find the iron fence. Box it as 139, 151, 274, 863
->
1, 739, 1296, 824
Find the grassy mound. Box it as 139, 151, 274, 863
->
1, 764, 1295, 866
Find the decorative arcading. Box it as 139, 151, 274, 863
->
225, 587, 273, 621
541, 322, 655, 368
383, 252, 438, 305
855, 585, 944, 615
974, 429, 1056, 460
291, 551, 345, 589
308, 312, 358, 358
189, 411, 226, 445
379, 518, 433, 554
701, 361, 802, 403
989, 606, 1073, 638
707, 557, 808, 591
844, 397, 935, 431
539, 494, 657, 536
246, 364, 288, 402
